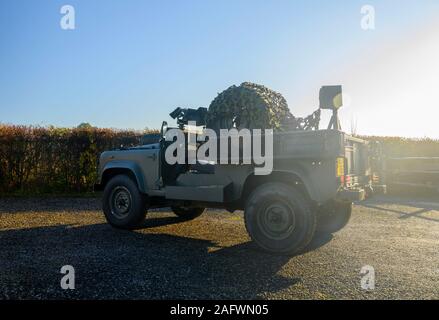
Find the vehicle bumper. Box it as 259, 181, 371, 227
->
337, 188, 366, 202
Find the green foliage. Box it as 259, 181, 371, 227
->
0, 124, 147, 195
359, 135, 439, 158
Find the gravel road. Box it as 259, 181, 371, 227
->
0, 195, 438, 300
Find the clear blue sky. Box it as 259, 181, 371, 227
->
1, 0, 439, 136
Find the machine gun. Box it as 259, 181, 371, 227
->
169, 107, 208, 129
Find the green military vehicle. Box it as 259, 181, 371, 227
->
95, 85, 384, 255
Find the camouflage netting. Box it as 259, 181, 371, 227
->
207, 82, 291, 131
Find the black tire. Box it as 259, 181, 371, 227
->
171, 207, 205, 220
244, 183, 316, 255
316, 201, 352, 234
103, 174, 148, 229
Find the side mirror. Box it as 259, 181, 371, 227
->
319, 85, 343, 110
161, 121, 168, 138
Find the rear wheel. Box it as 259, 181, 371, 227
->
103, 174, 148, 229
316, 201, 352, 234
244, 183, 316, 255
171, 207, 205, 220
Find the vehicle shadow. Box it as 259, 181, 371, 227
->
0, 218, 329, 299
304, 232, 333, 253
0, 197, 101, 214
359, 196, 439, 223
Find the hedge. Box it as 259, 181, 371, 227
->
0, 125, 148, 194
359, 135, 439, 158
1, 124, 438, 195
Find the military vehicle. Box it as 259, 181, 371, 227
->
95, 85, 385, 255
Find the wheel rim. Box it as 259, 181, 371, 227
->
257, 201, 296, 241
110, 186, 132, 219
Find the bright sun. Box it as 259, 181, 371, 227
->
299, 20, 439, 138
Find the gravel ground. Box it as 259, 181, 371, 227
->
0, 195, 438, 300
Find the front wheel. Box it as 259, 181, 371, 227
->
244, 183, 316, 255
103, 174, 148, 229
171, 207, 205, 220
